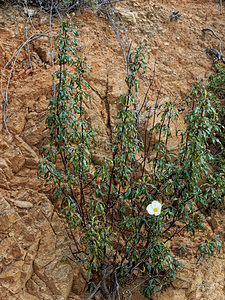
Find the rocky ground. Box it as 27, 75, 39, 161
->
0, 0, 225, 299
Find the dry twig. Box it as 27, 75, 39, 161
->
202, 28, 225, 64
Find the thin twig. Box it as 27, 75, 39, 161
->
103, 0, 130, 72
175, 276, 208, 286
25, 0, 33, 69
85, 281, 102, 300
115, 273, 120, 300
1, 32, 49, 133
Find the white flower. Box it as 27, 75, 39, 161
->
146, 200, 162, 216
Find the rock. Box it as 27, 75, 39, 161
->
34, 221, 57, 270
34, 95, 49, 113
0, 157, 13, 188
0, 157, 9, 169
7, 111, 26, 135
117, 8, 138, 25
15, 136, 39, 168
0, 198, 20, 231
0, 1, 225, 300
0, 192, 76, 300
22, 113, 48, 146
13, 200, 34, 209
4, 148, 25, 173
72, 267, 86, 294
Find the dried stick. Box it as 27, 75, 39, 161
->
202, 28, 225, 64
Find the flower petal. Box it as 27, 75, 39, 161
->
155, 201, 162, 210
146, 204, 154, 215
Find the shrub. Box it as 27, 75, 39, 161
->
38, 20, 225, 299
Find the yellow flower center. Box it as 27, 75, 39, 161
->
153, 208, 158, 212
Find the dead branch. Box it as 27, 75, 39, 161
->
202, 28, 225, 64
